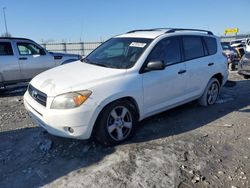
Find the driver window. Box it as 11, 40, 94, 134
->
147, 37, 181, 65
17, 42, 42, 55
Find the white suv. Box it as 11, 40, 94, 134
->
24, 28, 228, 145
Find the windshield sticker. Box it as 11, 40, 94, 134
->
129, 42, 147, 48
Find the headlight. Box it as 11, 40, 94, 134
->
51, 90, 92, 109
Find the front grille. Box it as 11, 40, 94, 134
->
28, 85, 47, 107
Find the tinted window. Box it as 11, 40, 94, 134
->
183, 36, 204, 60
148, 37, 181, 65
221, 42, 232, 50
204, 37, 217, 55
17, 42, 42, 55
0, 42, 13, 55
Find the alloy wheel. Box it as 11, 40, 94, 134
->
107, 106, 133, 141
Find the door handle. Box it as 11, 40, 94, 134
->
178, 70, 186, 74
208, 62, 214, 66
19, 57, 28, 60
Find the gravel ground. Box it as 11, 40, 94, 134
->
0, 71, 249, 188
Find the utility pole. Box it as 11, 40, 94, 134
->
3, 7, 8, 34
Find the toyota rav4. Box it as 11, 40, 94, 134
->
24, 28, 228, 145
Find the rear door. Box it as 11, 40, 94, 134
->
16, 41, 55, 80
0, 41, 22, 83
182, 36, 215, 97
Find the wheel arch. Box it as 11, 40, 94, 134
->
212, 73, 223, 86
90, 96, 141, 138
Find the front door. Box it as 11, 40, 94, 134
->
142, 37, 188, 117
16, 41, 54, 80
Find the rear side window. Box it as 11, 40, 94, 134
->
0, 42, 13, 56
147, 37, 181, 66
203, 37, 217, 55
183, 36, 204, 60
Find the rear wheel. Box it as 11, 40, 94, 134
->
198, 78, 220, 106
95, 100, 137, 146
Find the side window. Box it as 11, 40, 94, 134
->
0, 42, 14, 56
183, 36, 204, 60
148, 37, 181, 65
203, 37, 217, 55
17, 42, 42, 55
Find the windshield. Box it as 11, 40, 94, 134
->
221, 42, 232, 50
83, 38, 152, 69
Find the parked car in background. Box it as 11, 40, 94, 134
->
238, 52, 250, 79
221, 42, 239, 70
246, 38, 250, 52
230, 39, 246, 58
24, 28, 228, 145
0, 37, 81, 89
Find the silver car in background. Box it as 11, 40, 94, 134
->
238, 52, 250, 79
0, 37, 81, 89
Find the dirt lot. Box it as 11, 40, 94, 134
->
0, 71, 249, 188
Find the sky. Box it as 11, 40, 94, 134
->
0, 0, 249, 42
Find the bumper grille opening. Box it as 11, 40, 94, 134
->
28, 85, 47, 107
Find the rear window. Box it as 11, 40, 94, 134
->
204, 37, 217, 55
183, 36, 204, 60
0, 42, 13, 56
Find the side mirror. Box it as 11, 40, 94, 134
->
39, 49, 46, 55
146, 61, 165, 71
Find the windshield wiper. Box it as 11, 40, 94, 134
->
90, 62, 109, 67
82, 58, 114, 68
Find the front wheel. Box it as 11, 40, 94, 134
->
94, 100, 137, 146
198, 78, 220, 106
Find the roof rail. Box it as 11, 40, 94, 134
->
165, 28, 213, 35
126, 28, 214, 35
127, 29, 159, 33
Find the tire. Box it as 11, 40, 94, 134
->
198, 78, 220, 106
94, 100, 138, 146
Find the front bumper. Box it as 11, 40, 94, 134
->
24, 91, 100, 140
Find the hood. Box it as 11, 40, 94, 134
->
30, 61, 127, 96
49, 52, 81, 59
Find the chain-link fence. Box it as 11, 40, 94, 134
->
40, 42, 102, 56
